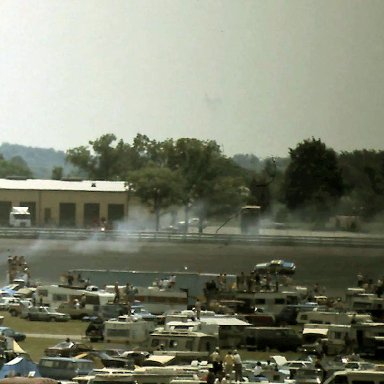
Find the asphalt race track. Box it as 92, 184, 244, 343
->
1, 238, 383, 298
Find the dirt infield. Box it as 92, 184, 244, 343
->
1, 238, 383, 297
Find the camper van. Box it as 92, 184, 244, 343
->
105, 284, 188, 315
164, 310, 250, 348
233, 290, 302, 316
35, 284, 114, 311
244, 326, 302, 352
103, 315, 155, 344
296, 310, 371, 325
148, 321, 218, 362
9, 207, 31, 227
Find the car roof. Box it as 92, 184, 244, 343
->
39, 356, 93, 362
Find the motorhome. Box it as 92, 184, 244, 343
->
321, 322, 384, 356
105, 284, 188, 315
353, 322, 384, 357
73, 365, 205, 384
244, 326, 302, 352
345, 288, 384, 321
35, 284, 114, 311
9, 207, 31, 227
232, 289, 303, 316
296, 310, 371, 325
164, 310, 250, 348
103, 315, 155, 344
148, 321, 218, 362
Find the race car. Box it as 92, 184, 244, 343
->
253, 259, 296, 275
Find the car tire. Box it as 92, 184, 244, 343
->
9, 310, 17, 317
50, 317, 56, 322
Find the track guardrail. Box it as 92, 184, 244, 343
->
0, 227, 383, 248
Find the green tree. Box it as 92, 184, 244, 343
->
0, 155, 33, 178
338, 150, 384, 218
282, 138, 344, 224
128, 165, 183, 231
66, 134, 139, 180
51, 166, 63, 180
166, 138, 245, 233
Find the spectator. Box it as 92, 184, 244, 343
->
195, 299, 202, 320
233, 350, 243, 382
206, 368, 216, 384
223, 351, 234, 379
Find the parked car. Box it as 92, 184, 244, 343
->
0, 296, 18, 311
23, 306, 71, 322
44, 340, 94, 357
0, 326, 26, 342
38, 356, 95, 380
85, 317, 105, 342
8, 298, 33, 317
281, 360, 315, 379
294, 367, 323, 384
56, 302, 96, 320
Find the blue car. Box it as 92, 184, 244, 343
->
254, 259, 296, 275
38, 356, 94, 380
0, 326, 26, 342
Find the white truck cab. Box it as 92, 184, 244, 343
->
9, 206, 31, 227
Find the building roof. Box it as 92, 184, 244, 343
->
0, 179, 128, 192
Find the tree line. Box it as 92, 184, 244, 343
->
1, 134, 384, 231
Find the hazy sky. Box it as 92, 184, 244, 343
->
1, 1, 383, 158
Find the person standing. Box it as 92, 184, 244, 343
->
206, 368, 216, 384
113, 282, 120, 303
195, 298, 202, 320
223, 351, 234, 379
209, 347, 221, 375
233, 350, 243, 383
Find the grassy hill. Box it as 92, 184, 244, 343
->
0, 143, 75, 179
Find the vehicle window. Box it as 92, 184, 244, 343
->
53, 294, 68, 302
38, 289, 48, 297
40, 360, 52, 367
185, 340, 193, 350
275, 298, 285, 304
255, 299, 266, 305
106, 329, 130, 337
169, 339, 178, 348
151, 339, 160, 347
65, 361, 74, 369
333, 375, 348, 384
287, 296, 299, 304
334, 332, 343, 339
